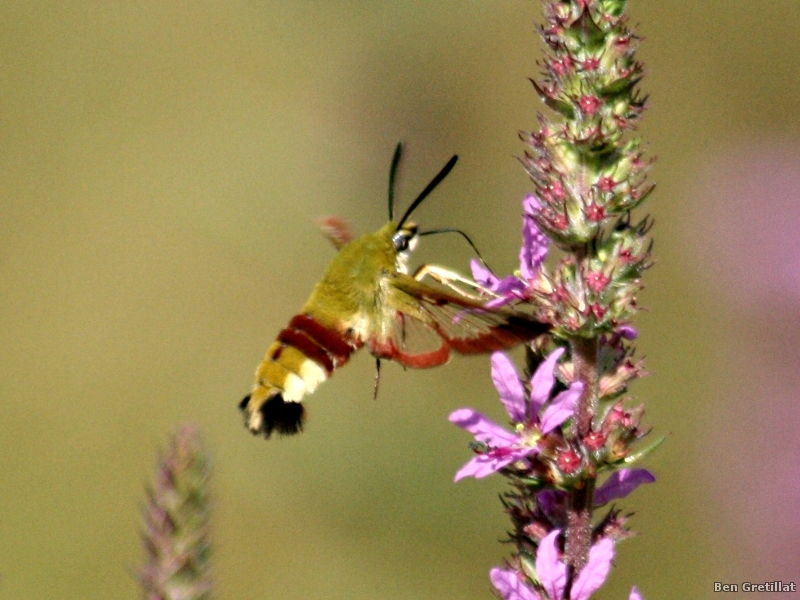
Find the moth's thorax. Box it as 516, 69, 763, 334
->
301, 220, 417, 331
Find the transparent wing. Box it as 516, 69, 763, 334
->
366, 273, 549, 368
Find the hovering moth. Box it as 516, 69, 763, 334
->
240, 144, 549, 438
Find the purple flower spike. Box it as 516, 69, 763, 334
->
490, 568, 542, 600
467, 2, 654, 598
570, 537, 614, 600
450, 349, 580, 481
594, 469, 656, 506
629, 586, 644, 600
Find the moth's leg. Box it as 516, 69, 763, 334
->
412, 264, 495, 300
373, 358, 381, 401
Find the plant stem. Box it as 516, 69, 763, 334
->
571, 336, 598, 438
565, 335, 599, 580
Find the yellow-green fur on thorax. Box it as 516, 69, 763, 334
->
302, 222, 401, 334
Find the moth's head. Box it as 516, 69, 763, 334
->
370, 221, 419, 271
390, 221, 418, 274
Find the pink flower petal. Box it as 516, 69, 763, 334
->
470, 259, 498, 287
448, 409, 518, 446
536, 529, 567, 600
454, 454, 514, 481
629, 586, 643, 600
453, 446, 537, 481
539, 382, 582, 434
490, 568, 542, 600
594, 469, 656, 506
536, 490, 567, 522
468, 260, 525, 307
570, 538, 614, 600
530, 348, 565, 415
520, 194, 549, 280
523, 193, 542, 213
492, 352, 527, 422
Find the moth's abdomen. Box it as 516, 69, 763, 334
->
240, 313, 361, 438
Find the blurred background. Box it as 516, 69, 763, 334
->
1, 1, 799, 598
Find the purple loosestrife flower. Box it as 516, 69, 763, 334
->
449, 348, 583, 481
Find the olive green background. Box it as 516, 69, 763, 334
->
1, 2, 798, 599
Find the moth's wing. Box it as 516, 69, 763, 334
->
318, 217, 355, 250
392, 274, 551, 353
367, 273, 549, 368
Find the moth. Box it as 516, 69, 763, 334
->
240, 144, 549, 438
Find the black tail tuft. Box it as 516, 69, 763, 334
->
239, 393, 306, 439
261, 394, 305, 438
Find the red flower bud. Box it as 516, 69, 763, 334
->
584, 431, 606, 451
557, 449, 581, 474
578, 95, 601, 115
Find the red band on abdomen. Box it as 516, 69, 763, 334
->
288, 314, 357, 367
277, 327, 335, 374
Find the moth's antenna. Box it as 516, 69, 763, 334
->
418, 227, 489, 268
388, 142, 403, 221
397, 154, 458, 229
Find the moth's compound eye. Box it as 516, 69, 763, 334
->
393, 224, 418, 253
393, 232, 411, 252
